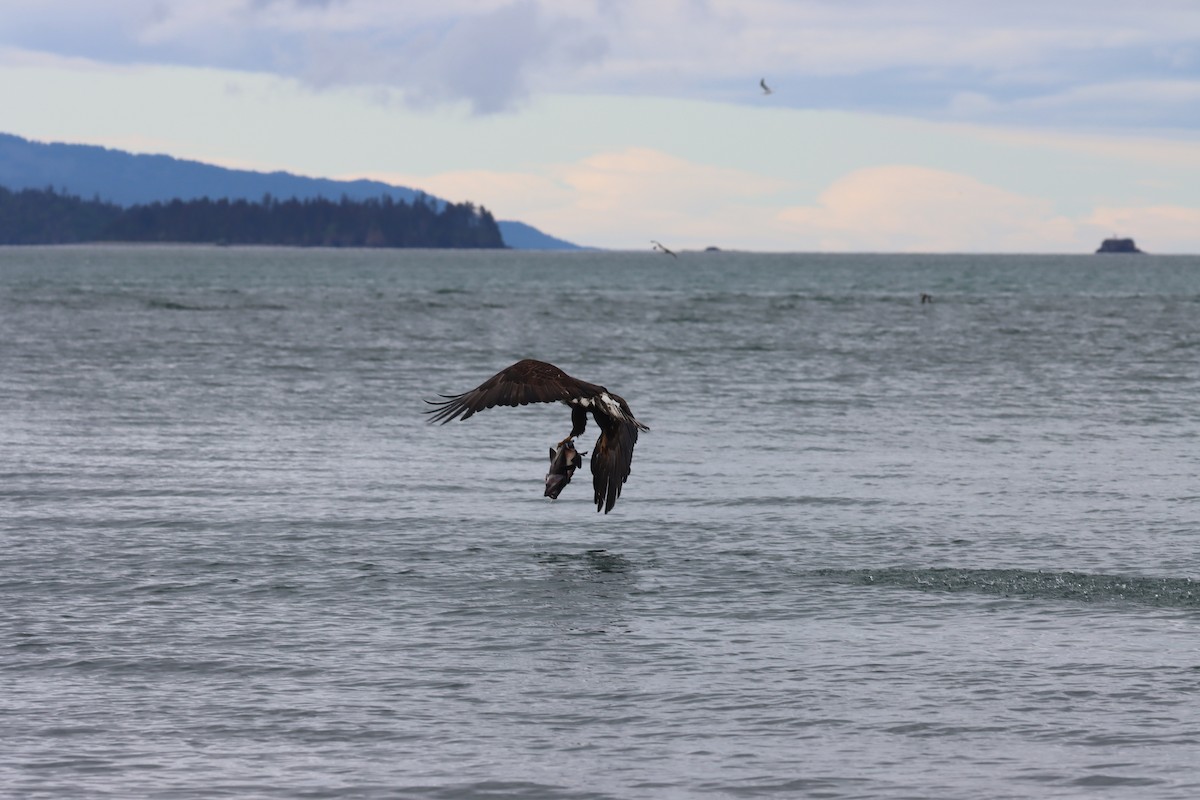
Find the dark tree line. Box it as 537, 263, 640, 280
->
0, 185, 505, 248
0, 185, 120, 244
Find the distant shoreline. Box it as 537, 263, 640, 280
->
3, 243, 1195, 257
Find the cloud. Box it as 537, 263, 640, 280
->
356, 146, 789, 248
357, 145, 1200, 253
948, 79, 1200, 129
778, 166, 1081, 252
937, 118, 1200, 173
4, 0, 1200, 126
386, 2, 608, 113
0, 1, 610, 113
362, 152, 1200, 254
285, 2, 609, 113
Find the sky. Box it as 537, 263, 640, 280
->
1, 1, 1199, 252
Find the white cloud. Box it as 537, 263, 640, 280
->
356, 147, 789, 249
778, 166, 1082, 252
358, 155, 1200, 254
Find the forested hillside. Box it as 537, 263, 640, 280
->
0, 132, 580, 249
0, 185, 504, 247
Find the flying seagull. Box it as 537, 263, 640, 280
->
426, 359, 649, 513
651, 240, 677, 258
760, 78, 773, 95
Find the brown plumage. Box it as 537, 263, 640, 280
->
426, 359, 648, 513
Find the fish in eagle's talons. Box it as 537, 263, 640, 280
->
544, 439, 585, 500
426, 359, 648, 513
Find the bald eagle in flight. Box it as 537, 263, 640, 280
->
426, 360, 649, 513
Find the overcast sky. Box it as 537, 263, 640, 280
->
2, 0, 1199, 251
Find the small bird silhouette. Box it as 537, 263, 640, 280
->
651, 240, 677, 258
760, 78, 773, 95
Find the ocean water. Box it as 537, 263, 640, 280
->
2, 245, 1199, 799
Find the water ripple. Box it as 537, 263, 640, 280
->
814, 567, 1200, 608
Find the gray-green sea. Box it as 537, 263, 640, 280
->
3, 245, 1199, 798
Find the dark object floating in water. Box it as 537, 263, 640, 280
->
1096, 237, 1144, 254
426, 359, 648, 513
705, 246, 721, 252
920, 293, 933, 304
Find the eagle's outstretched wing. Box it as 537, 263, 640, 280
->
425, 359, 604, 424
591, 414, 643, 514
585, 390, 649, 513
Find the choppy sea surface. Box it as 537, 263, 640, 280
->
2, 245, 1199, 799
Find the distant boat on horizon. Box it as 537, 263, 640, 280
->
1096, 236, 1144, 254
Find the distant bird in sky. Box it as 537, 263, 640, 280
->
426, 359, 648, 513
651, 240, 677, 258
760, 78, 773, 95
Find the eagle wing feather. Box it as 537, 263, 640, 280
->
425, 359, 603, 424
589, 403, 647, 514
